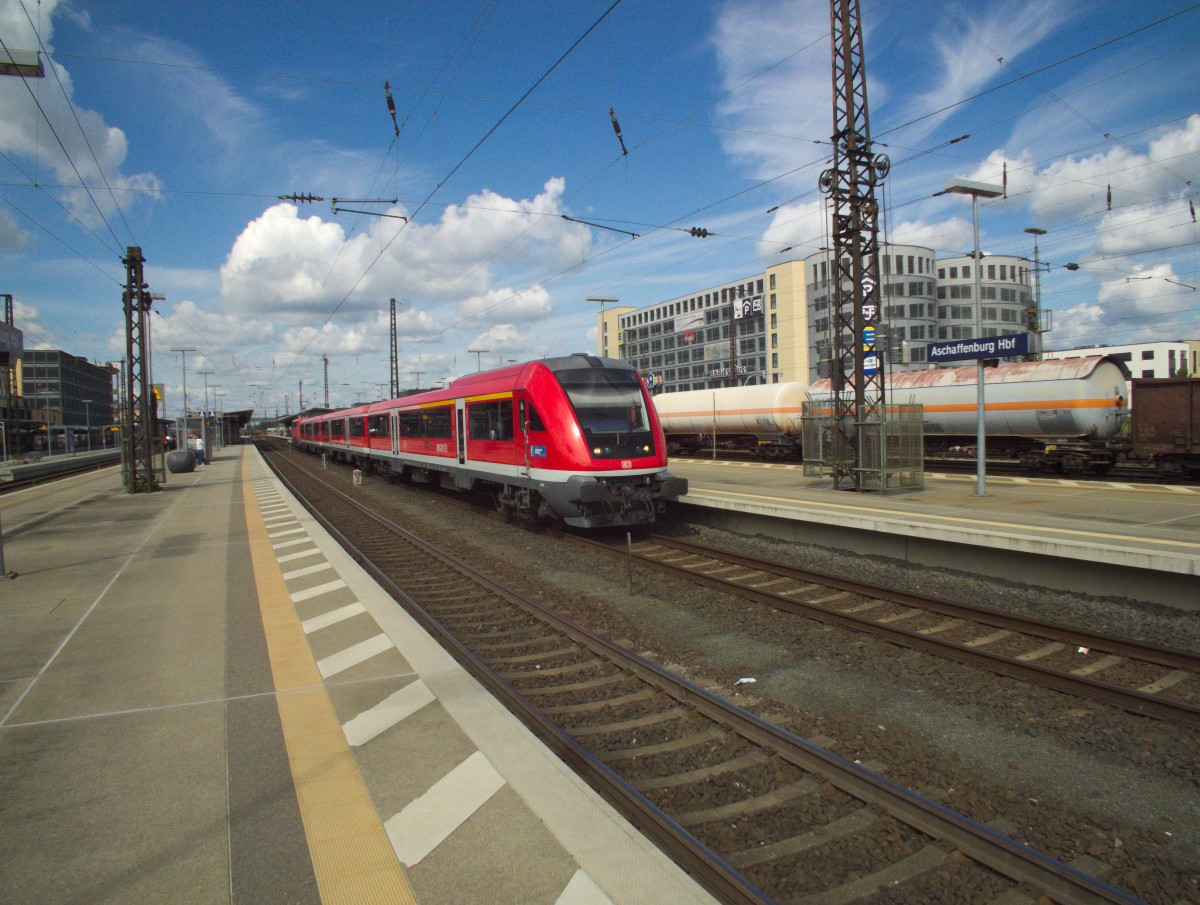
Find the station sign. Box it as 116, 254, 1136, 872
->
926, 332, 1030, 363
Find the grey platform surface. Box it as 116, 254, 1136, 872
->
0, 446, 715, 905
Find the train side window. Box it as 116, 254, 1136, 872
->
399, 407, 452, 439
468, 399, 513, 441
349, 417, 366, 437
331, 419, 346, 439
367, 414, 389, 436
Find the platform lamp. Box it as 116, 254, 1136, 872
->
587, 296, 619, 358
943, 179, 1003, 498
170, 346, 196, 451
1024, 227, 1046, 361
211, 387, 223, 449
197, 369, 214, 457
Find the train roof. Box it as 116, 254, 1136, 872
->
295, 354, 638, 424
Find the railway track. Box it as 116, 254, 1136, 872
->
576, 534, 1199, 730
259, 442, 1147, 904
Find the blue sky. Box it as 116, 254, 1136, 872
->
1, 0, 1197, 416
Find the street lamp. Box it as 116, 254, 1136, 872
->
83, 399, 93, 452
197, 369, 213, 458
213, 388, 225, 444
944, 179, 1003, 498
210, 386, 223, 449
170, 346, 196, 450
1024, 227, 1046, 360
587, 295, 619, 358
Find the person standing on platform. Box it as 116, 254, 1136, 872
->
194, 435, 205, 466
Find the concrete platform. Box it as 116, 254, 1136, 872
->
0, 445, 715, 905
0, 447, 122, 483
667, 458, 1200, 611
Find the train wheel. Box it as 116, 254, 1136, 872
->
1061, 454, 1087, 475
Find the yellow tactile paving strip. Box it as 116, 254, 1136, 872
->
243, 461, 418, 905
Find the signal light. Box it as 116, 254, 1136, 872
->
688, 227, 711, 238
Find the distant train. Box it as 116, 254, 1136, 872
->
291, 354, 687, 527
652, 356, 1197, 477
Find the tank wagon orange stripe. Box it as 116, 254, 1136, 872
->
919, 397, 1117, 413
660, 406, 806, 420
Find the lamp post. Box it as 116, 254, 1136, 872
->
210, 386, 222, 449
944, 179, 1003, 498
215, 391, 227, 447
587, 295, 619, 358
1024, 227, 1046, 361
196, 369, 213, 459
170, 346, 196, 450
83, 399, 93, 451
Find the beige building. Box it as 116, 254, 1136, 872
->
594, 259, 811, 392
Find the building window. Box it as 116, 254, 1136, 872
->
1141, 350, 1154, 360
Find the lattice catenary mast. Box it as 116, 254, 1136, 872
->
819, 0, 891, 490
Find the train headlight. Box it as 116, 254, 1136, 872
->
593, 447, 602, 455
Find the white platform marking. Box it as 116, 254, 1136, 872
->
277, 547, 322, 564
282, 561, 334, 581
555, 869, 615, 905
385, 750, 506, 867
291, 579, 347, 602
301, 602, 366, 634
272, 537, 313, 551
342, 680, 435, 747
317, 633, 394, 678
267, 526, 307, 540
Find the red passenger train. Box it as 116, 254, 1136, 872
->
291, 354, 688, 528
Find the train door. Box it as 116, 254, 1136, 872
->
518, 398, 531, 478
391, 412, 398, 456
456, 401, 466, 465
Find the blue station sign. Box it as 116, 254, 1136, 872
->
926, 332, 1030, 363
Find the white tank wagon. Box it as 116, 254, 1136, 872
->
812, 355, 1130, 472
652, 382, 810, 457
820, 356, 1129, 441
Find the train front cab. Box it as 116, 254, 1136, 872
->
526, 357, 687, 528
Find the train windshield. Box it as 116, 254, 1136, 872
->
555, 368, 656, 460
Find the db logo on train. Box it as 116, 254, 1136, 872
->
621, 460, 633, 469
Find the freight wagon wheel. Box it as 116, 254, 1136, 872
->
1061, 454, 1087, 475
